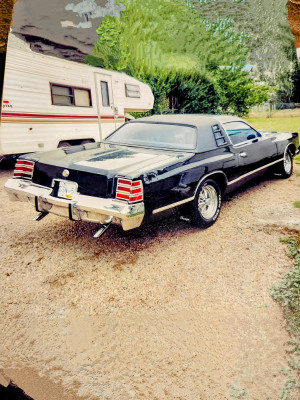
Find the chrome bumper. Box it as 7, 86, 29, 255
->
4, 178, 145, 231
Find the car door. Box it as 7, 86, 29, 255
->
222, 121, 278, 177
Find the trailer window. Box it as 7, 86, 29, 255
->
74, 88, 91, 106
51, 84, 91, 107
100, 81, 110, 107
125, 84, 140, 98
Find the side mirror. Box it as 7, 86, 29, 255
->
247, 133, 256, 140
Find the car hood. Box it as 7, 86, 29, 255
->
24, 142, 193, 178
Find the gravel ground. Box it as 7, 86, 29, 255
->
0, 165, 300, 400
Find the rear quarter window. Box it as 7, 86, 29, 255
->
212, 124, 228, 147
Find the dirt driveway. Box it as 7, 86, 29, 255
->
0, 165, 300, 400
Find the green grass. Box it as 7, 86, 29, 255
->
294, 202, 300, 209
245, 117, 300, 133
248, 109, 300, 119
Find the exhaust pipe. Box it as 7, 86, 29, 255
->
33, 212, 49, 221
93, 216, 113, 238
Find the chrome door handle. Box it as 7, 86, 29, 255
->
239, 152, 247, 158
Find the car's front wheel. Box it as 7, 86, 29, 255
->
189, 178, 222, 228
276, 149, 293, 179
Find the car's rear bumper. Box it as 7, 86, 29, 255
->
4, 178, 144, 230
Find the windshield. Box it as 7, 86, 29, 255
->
106, 122, 197, 150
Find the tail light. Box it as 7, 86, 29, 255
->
116, 178, 143, 203
14, 160, 35, 179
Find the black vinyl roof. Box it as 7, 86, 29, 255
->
126, 114, 244, 152
132, 114, 244, 131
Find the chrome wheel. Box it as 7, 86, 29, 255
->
198, 184, 219, 220
283, 151, 292, 175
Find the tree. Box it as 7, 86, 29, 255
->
215, 67, 269, 115
291, 61, 300, 103
86, 0, 266, 115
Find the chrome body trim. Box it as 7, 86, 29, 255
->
227, 158, 284, 186
152, 156, 287, 214
193, 170, 228, 196
4, 178, 144, 230
152, 197, 194, 214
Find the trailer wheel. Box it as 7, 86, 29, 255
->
58, 141, 71, 148
80, 139, 94, 145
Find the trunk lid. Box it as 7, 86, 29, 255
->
29, 143, 192, 198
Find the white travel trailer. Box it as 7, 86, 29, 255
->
0, 34, 154, 159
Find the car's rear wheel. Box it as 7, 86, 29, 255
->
276, 149, 293, 179
189, 178, 222, 228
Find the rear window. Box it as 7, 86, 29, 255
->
106, 122, 196, 150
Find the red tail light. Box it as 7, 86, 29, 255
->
14, 160, 35, 179
116, 178, 143, 203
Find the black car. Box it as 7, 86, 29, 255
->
5, 115, 299, 237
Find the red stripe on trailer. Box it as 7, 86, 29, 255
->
2, 112, 98, 119
1, 112, 125, 120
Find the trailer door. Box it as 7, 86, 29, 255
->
94, 73, 116, 140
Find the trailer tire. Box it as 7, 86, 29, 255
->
58, 141, 71, 148
80, 139, 94, 145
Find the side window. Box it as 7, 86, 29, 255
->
100, 81, 110, 107
51, 84, 91, 107
223, 121, 259, 145
212, 124, 227, 147
125, 83, 141, 98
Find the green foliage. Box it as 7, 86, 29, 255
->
294, 202, 300, 209
93, 0, 247, 76
270, 236, 300, 334
193, 0, 297, 104
229, 385, 249, 399
269, 235, 300, 399
279, 377, 299, 400
193, 0, 295, 78
166, 74, 220, 114
216, 68, 269, 115
245, 117, 300, 134
86, 0, 265, 115
291, 61, 300, 103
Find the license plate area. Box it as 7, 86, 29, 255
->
55, 180, 78, 200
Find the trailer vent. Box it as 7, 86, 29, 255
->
125, 84, 141, 98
